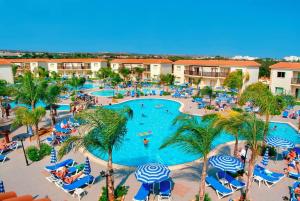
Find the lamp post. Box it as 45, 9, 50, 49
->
17, 136, 29, 166
100, 169, 114, 199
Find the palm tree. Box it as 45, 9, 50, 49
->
13, 106, 46, 147
160, 114, 222, 201
67, 76, 86, 92
203, 110, 245, 157
201, 86, 213, 105
96, 67, 113, 86
159, 74, 175, 92
15, 72, 47, 110
134, 67, 144, 82
58, 107, 133, 201
239, 82, 285, 143
119, 67, 131, 83
43, 85, 62, 125
193, 78, 201, 95
240, 113, 265, 200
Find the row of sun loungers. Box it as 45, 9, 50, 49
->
44, 159, 94, 199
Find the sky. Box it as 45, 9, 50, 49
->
0, 0, 299, 58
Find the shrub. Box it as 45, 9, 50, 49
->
99, 185, 129, 201
195, 193, 212, 201
71, 96, 75, 102
205, 105, 215, 110
26, 146, 40, 161
162, 91, 171, 96
232, 107, 243, 113
99, 86, 104, 89
259, 145, 276, 157
39, 143, 52, 158
113, 93, 124, 99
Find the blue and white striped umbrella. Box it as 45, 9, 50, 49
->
50, 147, 57, 164
83, 157, 91, 175
265, 136, 295, 148
135, 163, 170, 184
261, 147, 269, 166
0, 180, 4, 193
209, 155, 244, 173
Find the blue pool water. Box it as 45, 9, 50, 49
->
91, 90, 126, 97
88, 99, 300, 166
10, 100, 70, 111
67, 82, 98, 91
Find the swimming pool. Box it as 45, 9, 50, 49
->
9, 100, 70, 111
88, 99, 300, 166
91, 89, 126, 97
67, 82, 99, 91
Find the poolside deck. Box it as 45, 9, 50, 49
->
1, 94, 299, 201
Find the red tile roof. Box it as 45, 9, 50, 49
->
173, 59, 260, 67
6, 58, 106, 63
111, 58, 172, 64
270, 62, 300, 70
0, 59, 11, 65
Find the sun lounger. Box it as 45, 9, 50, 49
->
282, 110, 289, 118
158, 180, 172, 201
254, 165, 285, 179
60, 175, 94, 193
44, 158, 75, 172
216, 171, 245, 191
152, 90, 156, 95
205, 176, 233, 199
0, 154, 8, 164
160, 91, 164, 96
253, 168, 281, 188
0, 141, 18, 154
54, 124, 70, 134
288, 172, 300, 180
133, 183, 150, 201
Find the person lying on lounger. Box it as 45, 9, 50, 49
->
51, 166, 69, 179
63, 172, 83, 184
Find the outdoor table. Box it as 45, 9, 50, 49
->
0, 130, 10, 143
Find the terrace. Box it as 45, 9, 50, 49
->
57, 63, 91, 70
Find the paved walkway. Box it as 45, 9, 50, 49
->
1, 92, 299, 201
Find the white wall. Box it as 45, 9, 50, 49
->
160, 64, 172, 74
111, 63, 120, 72
270, 69, 293, 94
30, 62, 39, 72
0, 65, 14, 83
173, 64, 185, 84
47, 62, 58, 73
230, 66, 259, 90
150, 64, 161, 79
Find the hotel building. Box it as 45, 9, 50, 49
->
173, 60, 260, 89
270, 62, 300, 99
110, 59, 173, 81
0, 59, 14, 83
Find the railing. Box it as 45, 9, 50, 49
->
291, 78, 300, 84
184, 70, 229, 77
57, 65, 91, 70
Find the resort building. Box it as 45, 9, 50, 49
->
8, 58, 107, 78
0, 59, 14, 83
110, 59, 173, 81
173, 60, 260, 89
270, 62, 300, 99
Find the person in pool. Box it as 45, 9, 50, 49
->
143, 138, 149, 146
272, 125, 277, 130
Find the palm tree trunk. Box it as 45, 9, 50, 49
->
107, 149, 115, 201
199, 156, 208, 201
234, 135, 239, 157
245, 149, 255, 200
262, 113, 270, 146
35, 123, 40, 148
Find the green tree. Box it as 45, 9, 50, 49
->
160, 115, 222, 201
134, 67, 144, 82
193, 78, 202, 95
239, 82, 286, 142
240, 114, 265, 200
12, 64, 18, 77
37, 67, 49, 78
203, 110, 245, 157
15, 72, 48, 110
13, 106, 46, 147
67, 76, 86, 91
159, 74, 175, 92
97, 67, 113, 86
44, 85, 62, 125
201, 86, 213, 105
256, 58, 277, 78
58, 107, 133, 201
119, 67, 131, 83
50, 71, 60, 80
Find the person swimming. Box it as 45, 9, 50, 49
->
143, 138, 149, 146
142, 113, 147, 117
272, 125, 277, 130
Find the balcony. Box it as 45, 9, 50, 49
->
57, 64, 91, 70
291, 78, 300, 85
184, 70, 229, 77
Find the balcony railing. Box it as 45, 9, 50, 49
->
57, 65, 91, 70
291, 78, 300, 84
184, 70, 229, 77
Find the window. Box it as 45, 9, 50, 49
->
277, 72, 285, 78
176, 66, 181, 71
275, 87, 284, 95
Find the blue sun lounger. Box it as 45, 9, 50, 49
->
133, 183, 150, 201
253, 168, 281, 188
288, 172, 300, 180
290, 182, 300, 201
254, 165, 285, 179
158, 180, 172, 201
282, 111, 289, 118
44, 158, 75, 172
217, 171, 245, 191
61, 175, 94, 193
152, 90, 156, 95
205, 176, 233, 199
55, 124, 70, 133
160, 91, 164, 96
0, 154, 8, 164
